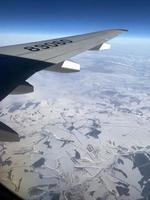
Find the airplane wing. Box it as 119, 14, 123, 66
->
0, 28, 127, 141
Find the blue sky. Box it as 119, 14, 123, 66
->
0, 0, 149, 39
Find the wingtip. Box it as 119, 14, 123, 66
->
110, 28, 128, 32
118, 29, 128, 32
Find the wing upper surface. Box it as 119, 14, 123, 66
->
0, 29, 127, 64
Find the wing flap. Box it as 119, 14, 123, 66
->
10, 81, 34, 94
0, 121, 20, 142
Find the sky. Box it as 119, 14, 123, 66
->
0, 0, 150, 44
